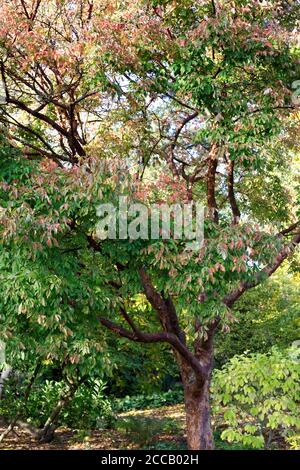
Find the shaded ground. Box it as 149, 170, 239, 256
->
0, 404, 187, 450
0, 405, 287, 450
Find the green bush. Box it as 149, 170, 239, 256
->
0, 377, 114, 430
113, 387, 183, 413
212, 347, 300, 449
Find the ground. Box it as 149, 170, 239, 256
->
0, 404, 286, 450
0, 404, 186, 450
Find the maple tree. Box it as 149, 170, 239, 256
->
0, 0, 300, 450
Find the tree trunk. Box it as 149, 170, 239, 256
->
38, 393, 71, 443
178, 339, 214, 451
38, 379, 81, 443
184, 376, 214, 450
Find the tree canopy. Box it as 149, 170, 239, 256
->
0, 0, 299, 451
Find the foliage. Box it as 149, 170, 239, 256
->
0, 376, 114, 430
106, 339, 178, 396
1, 1, 299, 343
212, 347, 300, 449
0, 0, 299, 451
286, 434, 300, 451
214, 268, 300, 365
113, 388, 183, 413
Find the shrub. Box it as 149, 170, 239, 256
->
212, 347, 300, 449
113, 387, 183, 413
0, 377, 114, 430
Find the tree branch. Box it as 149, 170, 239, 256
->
223, 230, 300, 308
139, 268, 181, 336
99, 317, 205, 377
277, 221, 300, 237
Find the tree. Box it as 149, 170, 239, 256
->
0, 0, 132, 163
0, 0, 300, 450
0, 139, 112, 441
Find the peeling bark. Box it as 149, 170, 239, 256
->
184, 376, 214, 450
179, 347, 214, 451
